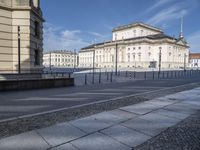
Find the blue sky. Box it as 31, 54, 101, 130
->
41, 0, 200, 52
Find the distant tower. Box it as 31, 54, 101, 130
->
179, 17, 184, 39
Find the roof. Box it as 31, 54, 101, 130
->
189, 53, 200, 59
112, 22, 163, 32
81, 33, 177, 50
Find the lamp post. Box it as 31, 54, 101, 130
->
184, 53, 187, 72
158, 47, 162, 74
92, 45, 96, 84
74, 49, 76, 70
115, 43, 118, 75
18, 26, 21, 74
49, 52, 51, 71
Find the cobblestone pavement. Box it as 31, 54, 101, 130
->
135, 110, 200, 150
0, 87, 200, 150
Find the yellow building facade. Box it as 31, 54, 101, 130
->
0, 0, 44, 73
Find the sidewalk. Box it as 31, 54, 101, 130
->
0, 88, 200, 150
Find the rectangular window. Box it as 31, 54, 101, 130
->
34, 50, 40, 66
34, 21, 40, 38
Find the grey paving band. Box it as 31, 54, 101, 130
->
0, 82, 200, 140
135, 110, 200, 150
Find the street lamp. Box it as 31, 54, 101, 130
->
74, 49, 76, 70
184, 53, 187, 72
158, 47, 162, 74
18, 26, 21, 74
115, 43, 118, 75
49, 52, 52, 71
92, 45, 96, 84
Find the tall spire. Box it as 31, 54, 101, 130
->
179, 17, 184, 39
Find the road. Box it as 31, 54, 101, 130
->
1, 76, 200, 121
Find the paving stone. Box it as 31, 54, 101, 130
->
37, 122, 85, 147
108, 109, 138, 120
101, 125, 151, 148
164, 103, 198, 115
146, 99, 176, 107
181, 100, 200, 107
139, 111, 180, 126
51, 143, 78, 150
70, 116, 111, 134
71, 132, 131, 150
122, 118, 170, 137
164, 94, 192, 101
153, 109, 190, 120
91, 111, 128, 125
0, 131, 49, 150
120, 102, 162, 115
135, 110, 200, 150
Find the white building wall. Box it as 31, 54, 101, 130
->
112, 26, 161, 41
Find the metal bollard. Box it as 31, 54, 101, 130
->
99, 72, 101, 84
85, 74, 87, 85
162, 71, 164, 79
171, 71, 173, 78
153, 71, 155, 80
167, 71, 169, 79
107, 72, 109, 81
144, 71, 147, 80
110, 72, 113, 82
134, 71, 136, 79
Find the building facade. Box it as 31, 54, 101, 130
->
79, 22, 189, 70
43, 50, 78, 68
0, 0, 44, 73
189, 53, 200, 68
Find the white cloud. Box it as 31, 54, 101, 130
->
147, 3, 188, 26
187, 31, 200, 52
88, 31, 111, 42
146, 0, 174, 13
43, 23, 89, 51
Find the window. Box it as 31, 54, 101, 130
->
127, 53, 130, 62
132, 53, 135, 60
115, 34, 117, 40
141, 30, 143, 36
34, 21, 40, 38
133, 30, 136, 37
34, 49, 40, 66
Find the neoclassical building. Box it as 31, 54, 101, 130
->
0, 0, 44, 73
43, 50, 78, 68
79, 22, 189, 70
